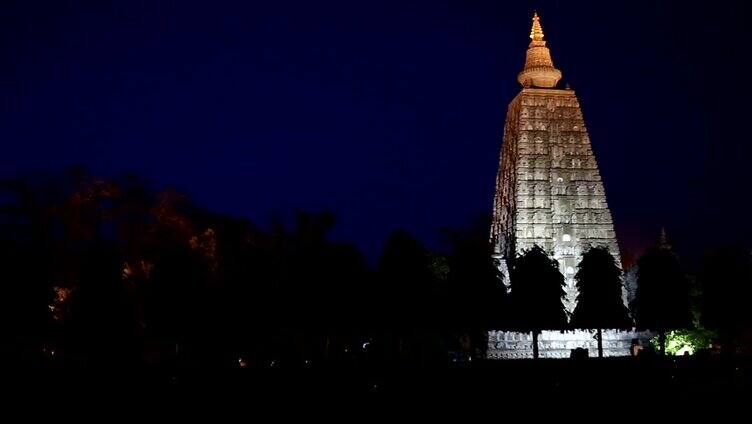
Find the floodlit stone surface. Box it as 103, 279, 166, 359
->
490, 88, 620, 312
487, 330, 648, 359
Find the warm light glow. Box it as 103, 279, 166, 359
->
49, 286, 72, 321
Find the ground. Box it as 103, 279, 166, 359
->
7, 356, 751, 401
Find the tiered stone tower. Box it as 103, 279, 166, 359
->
490, 13, 620, 313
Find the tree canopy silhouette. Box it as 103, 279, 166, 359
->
443, 216, 507, 359
509, 244, 567, 358
374, 230, 443, 363
700, 245, 752, 354
570, 246, 632, 357
631, 244, 692, 355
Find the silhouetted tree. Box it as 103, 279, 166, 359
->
1, 170, 124, 363
202, 214, 262, 366
509, 245, 567, 358
0, 177, 57, 362
700, 245, 752, 354
375, 230, 440, 363
571, 247, 632, 357
283, 212, 369, 363
0, 242, 55, 362
145, 242, 207, 366
444, 216, 506, 359
631, 243, 692, 355
64, 241, 140, 366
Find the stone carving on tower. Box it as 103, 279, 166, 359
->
490, 12, 621, 314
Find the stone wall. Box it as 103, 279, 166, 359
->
487, 329, 651, 359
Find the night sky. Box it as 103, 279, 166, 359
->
1, 0, 751, 264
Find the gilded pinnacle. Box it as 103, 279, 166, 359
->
517, 12, 562, 88
530, 12, 544, 41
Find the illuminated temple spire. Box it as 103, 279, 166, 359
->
517, 12, 562, 88
489, 11, 632, 359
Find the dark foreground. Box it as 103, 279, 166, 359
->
6, 356, 752, 401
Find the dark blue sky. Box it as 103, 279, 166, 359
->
1, 0, 750, 263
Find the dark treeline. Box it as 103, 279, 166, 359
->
1, 169, 751, 369
0, 169, 506, 368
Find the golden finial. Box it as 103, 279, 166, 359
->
530, 11, 545, 41
517, 11, 561, 88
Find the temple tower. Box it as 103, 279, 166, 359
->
491, 12, 621, 313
